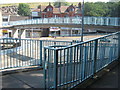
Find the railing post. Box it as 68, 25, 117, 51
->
54, 49, 58, 89
100, 17, 103, 25
93, 39, 98, 75
106, 17, 109, 26
115, 17, 118, 26
55, 17, 56, 23
118, 33, 120, 62
40, 41, 42, 65
41, 18, 43, 23
82, 45, 87, 80
44, 48, 47, 89
0, 40, 1, 69
48, 18, 49, 23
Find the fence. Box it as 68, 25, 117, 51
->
0, 38, 75, 70
3, 16, 120, 27
44, 32, 120, 89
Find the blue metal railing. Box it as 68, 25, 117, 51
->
2, 16, 120, 27
44, 32, 120, 89
0, 39, 75, 70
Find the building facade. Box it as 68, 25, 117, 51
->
31, 3, 82, 18
0, 6, 30, 38
31, 3, 82, 37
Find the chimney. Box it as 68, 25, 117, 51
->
78, 2, 81, 9
49, 2, 51, 6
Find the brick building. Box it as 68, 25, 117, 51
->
31, 3, 82, 18
31, 3, 82, 37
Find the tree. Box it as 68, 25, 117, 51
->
37, 5, 41, 9
18, 3, 31, 16
84, 2, 119, 17
53, 0, 69, 7
118, 1, 120, 17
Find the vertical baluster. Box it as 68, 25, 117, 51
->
93, 39, 98, 75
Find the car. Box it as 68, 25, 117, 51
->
0, 37, 21, 50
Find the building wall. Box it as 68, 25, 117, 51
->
0, 10, 2, 27
41, 28, 49, 37
16, 28, 50, 38
32, 3, 82, 18
40, 12, 82, 18
32, 12, 39, 17
0, 11, 2, 37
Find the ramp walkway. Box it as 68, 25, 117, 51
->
2, 63, 119, 89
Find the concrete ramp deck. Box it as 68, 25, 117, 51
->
88, 63, 119, 88
1, 63, 119, 89
2, 70, 44, 89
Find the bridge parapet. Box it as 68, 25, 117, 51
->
2, 16, 120, 27
44, 31, 120, 89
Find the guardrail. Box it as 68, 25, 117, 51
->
2, 16, 120, 27
44, 32, 120, 89
0, 38, 75, 70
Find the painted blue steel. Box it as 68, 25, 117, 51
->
93, 40, 98, 75
0, 38, 73, 70
3, 16, 120, 27
118, 33, 120, 61
44, 32, 120, 89
0, 32, 119, 88
40, 41, 42, 65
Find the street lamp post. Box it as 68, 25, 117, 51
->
81, 0, 84, 42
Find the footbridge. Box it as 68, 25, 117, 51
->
3, 16, 120, 31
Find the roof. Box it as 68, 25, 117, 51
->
40, 6, 47, 12
32, 6, 47, 12
31, 4, 81, 14
2, 12, 18, 16
53, 8, 60, 13
60, 6, 68, 13
9, 16, 29, 21
0, 6, 18, 16
32, 9, 40, 12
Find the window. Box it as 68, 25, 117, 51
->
32, 12, 38, 17
3, 18, 8, 22
47, 8, 52, 11
54, 15, 58, 17
44, 15, 47, 18
72, 30, 78, 34
75, 15, 80, 17
69, 8, 74, 12
64, 15, 68, 17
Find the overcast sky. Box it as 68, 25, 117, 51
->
0, 0, 113, 4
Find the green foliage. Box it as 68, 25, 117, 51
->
53, 0, 69, 7
18, 3, 31, 16
84, 1, 120, 17
117, 1, 120, 17
37, 5, 41, 9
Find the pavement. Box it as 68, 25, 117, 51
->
1, 63, 119, 89
31, 34, 105, 41
2, 70, 44, 89
88, 63, 120, 88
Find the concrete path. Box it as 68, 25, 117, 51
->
88, 63, 119, 88
2, 64, 119, 89
2, 70, 44, 89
